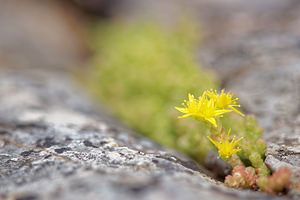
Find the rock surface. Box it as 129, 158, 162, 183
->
94, 0, 300, 196
0, 69, 281, 200
223, 36, 300, 197
0, 0, 88, 70
1, 0, 300, 199
194, 8, 300, 196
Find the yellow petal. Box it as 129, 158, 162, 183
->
178, 114, 192, 119
229, 105, 244, 116
215, 109, 232, 116
175, 107, 187, 113
206, 117, 217, 127
231, 137, 243, 147
207, 136, 220, 147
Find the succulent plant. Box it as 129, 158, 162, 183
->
176, 90, 290, 193
80, 20, 291, 194
225, 166, 256, 189
257, 167, 291, 194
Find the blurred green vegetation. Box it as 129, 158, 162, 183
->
78, 20, 260, 164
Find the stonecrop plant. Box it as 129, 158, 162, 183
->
176, 90, 291, 194
79, 20, 291, 195
207, 129, 243, 160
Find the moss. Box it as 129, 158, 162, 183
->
78, 20, 263, 165
79, 20, 218, 159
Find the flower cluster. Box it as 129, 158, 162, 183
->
207, 89, 244, 116
175, 89, 291, 194
175, 90, 243, 127
176, 89, 243, 159
207, 129, 243, 160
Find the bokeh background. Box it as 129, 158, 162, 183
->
0, 0, 299, 180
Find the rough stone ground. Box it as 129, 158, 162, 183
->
194, 2, 300, 196
0, 0, 300, 199
0, 69, 279, 200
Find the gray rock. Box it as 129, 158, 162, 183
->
0, 0, 87, 70
0, 0, 299, 199
1, 69, 285, 200
205, 34, 300, 197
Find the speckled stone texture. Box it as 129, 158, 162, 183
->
0, 69, 282, 200
1, 0, 300, 199
111, 0, 300, 197
223, 36, 300, 197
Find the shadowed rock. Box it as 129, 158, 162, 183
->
0, 69, 284, 200
0, 0, 300, 199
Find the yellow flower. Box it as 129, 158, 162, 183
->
207, 89, 244, 116
207, 129, 243, 160
175, 93, 231, 127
